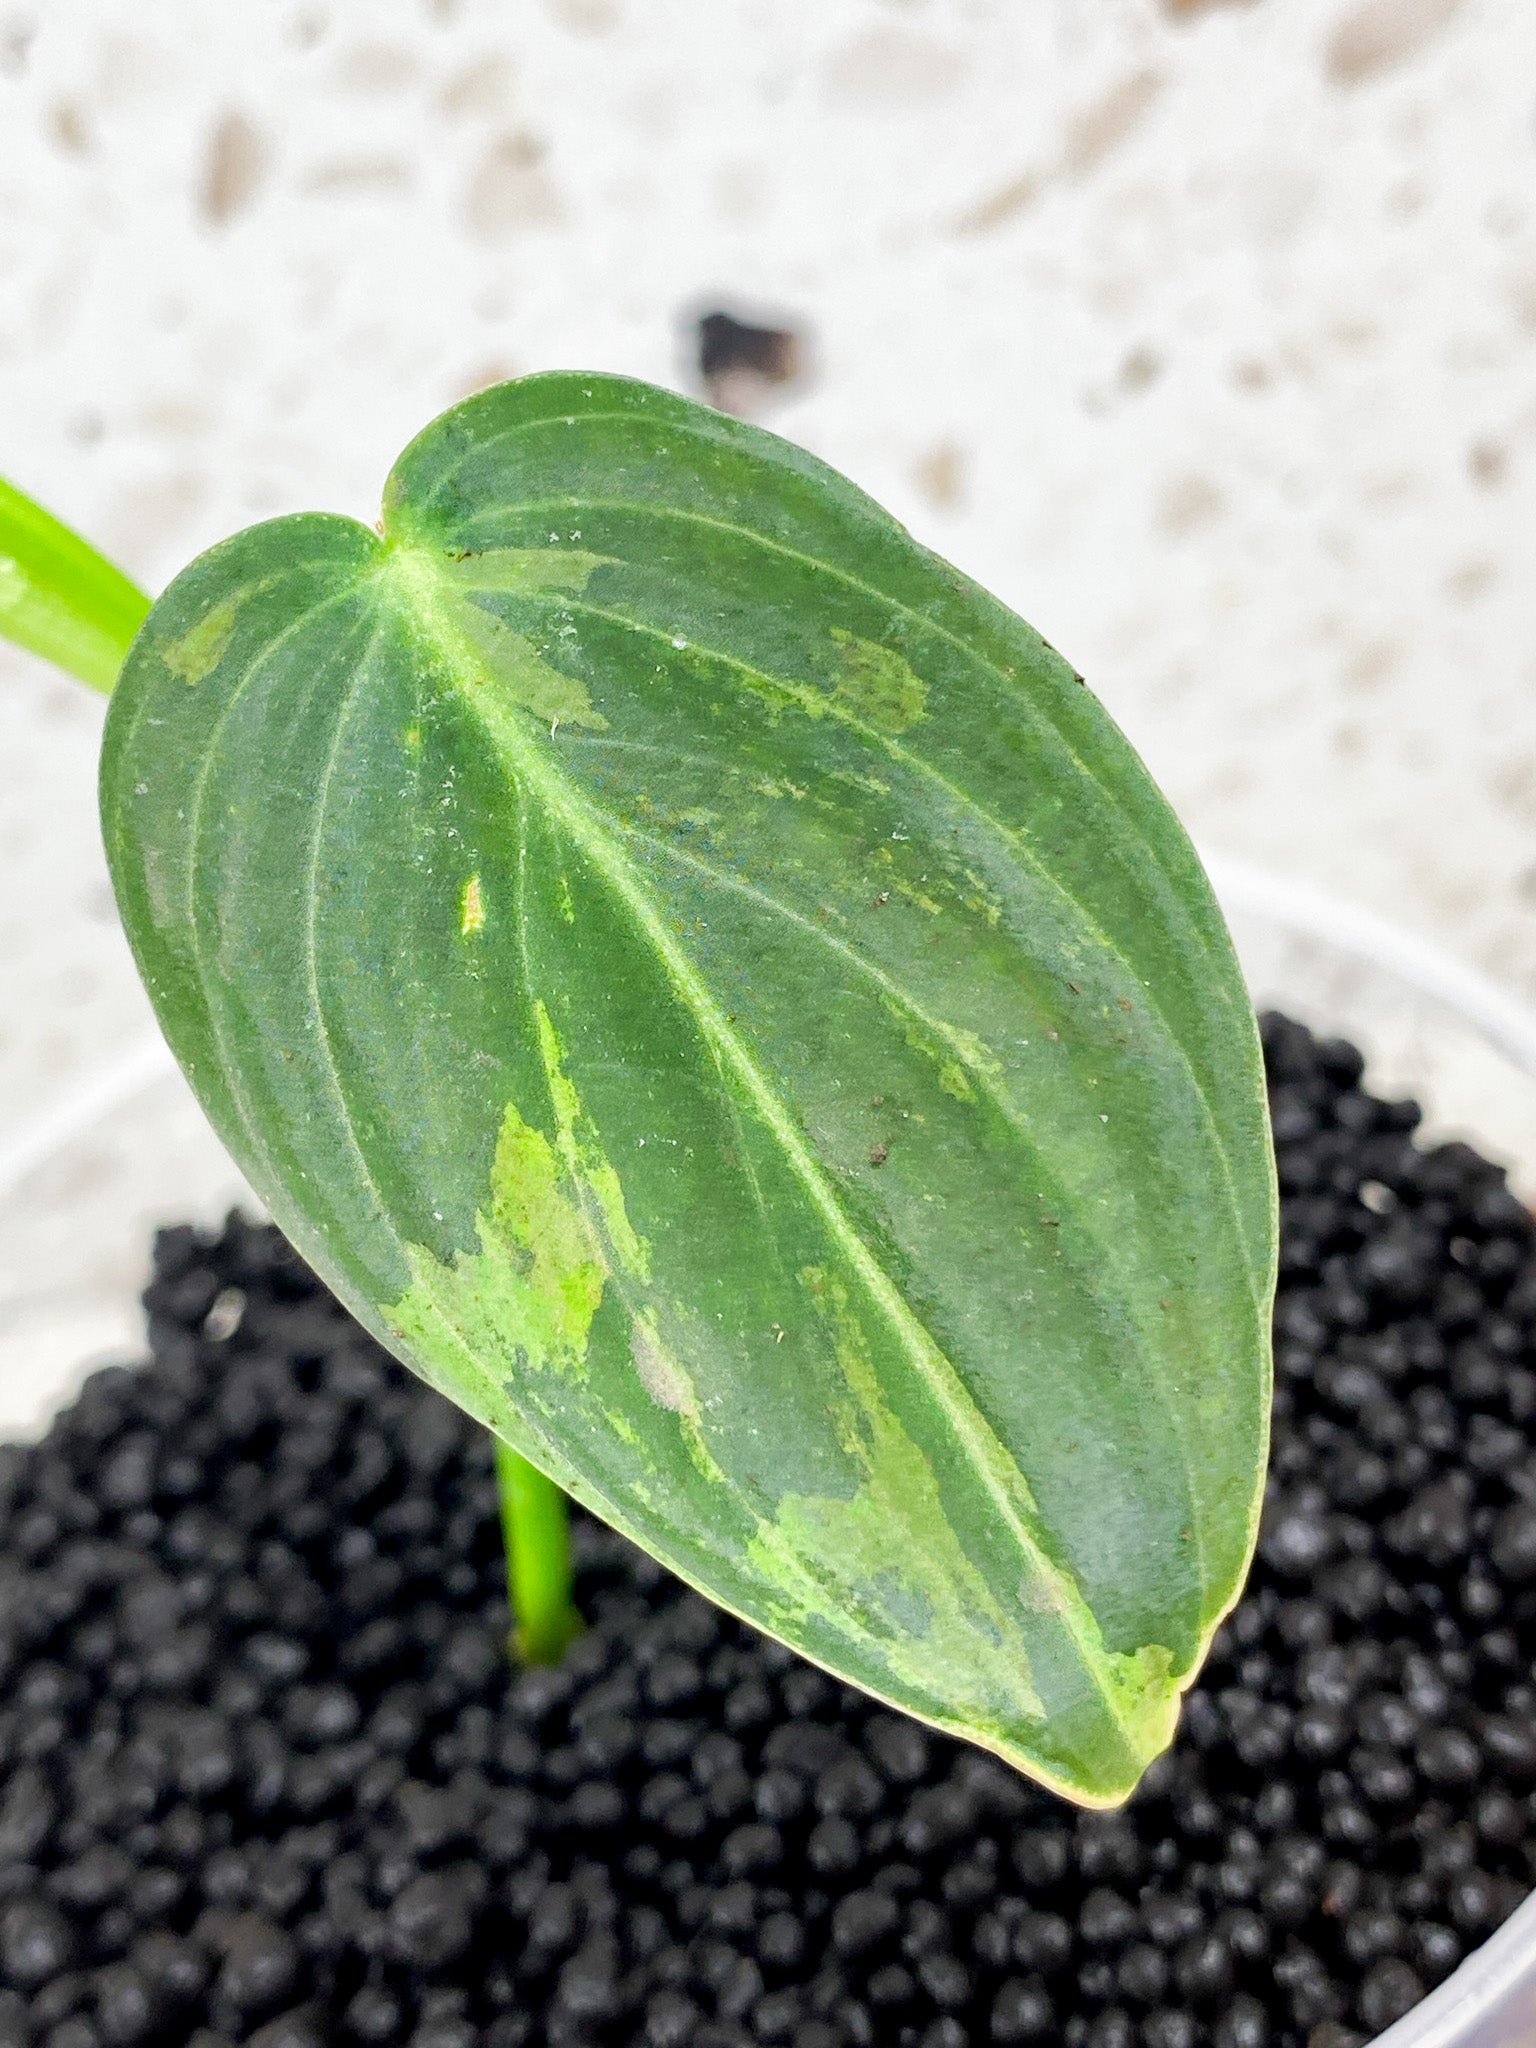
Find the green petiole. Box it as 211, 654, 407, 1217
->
0, 469, 582, 1669
0, 474, 151, 692
493, 1440, 582, 1665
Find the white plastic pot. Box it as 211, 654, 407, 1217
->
1, 859, 1535, 2046
1204, 857, 1536, 2048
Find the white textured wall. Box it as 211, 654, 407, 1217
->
3, 0, 1535, 1138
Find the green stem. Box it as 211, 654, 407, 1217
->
493, 1438, 581, 1665
0, 474, 150, 693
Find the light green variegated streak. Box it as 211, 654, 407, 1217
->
100, 371, 1276, 1806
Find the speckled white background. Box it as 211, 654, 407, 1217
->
2, 0, 1534, 1156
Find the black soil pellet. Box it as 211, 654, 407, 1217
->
1, 1011, 1535, 2048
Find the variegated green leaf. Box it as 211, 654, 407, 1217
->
101, 372, 1275, 1806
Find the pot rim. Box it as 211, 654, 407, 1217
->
1200, 851, 1536, 1081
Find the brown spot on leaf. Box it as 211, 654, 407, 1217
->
1325, 0, 1464, 85
869, 1143, 890, 1168
202, 112, 267, 226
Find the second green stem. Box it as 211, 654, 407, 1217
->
493, 1438, 581, 1665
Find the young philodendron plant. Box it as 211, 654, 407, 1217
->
1, 373, 1276, 1809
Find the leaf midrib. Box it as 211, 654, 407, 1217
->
384, 539, 1176, 1755
420, 407, 1227, 958
417, 403, 1269, 1309
437, 458, 1257, 1140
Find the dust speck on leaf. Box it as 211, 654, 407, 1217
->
201, 112, 267, 226
1325, 0, 1463, 84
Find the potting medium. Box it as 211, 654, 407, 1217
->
0, 1013, 1533, 2048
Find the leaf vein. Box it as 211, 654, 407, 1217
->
183, 578, 366, 1209
394, 565, 1157, 1745
510, 581, 1265, 1324
611, 815, 1212, 1611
